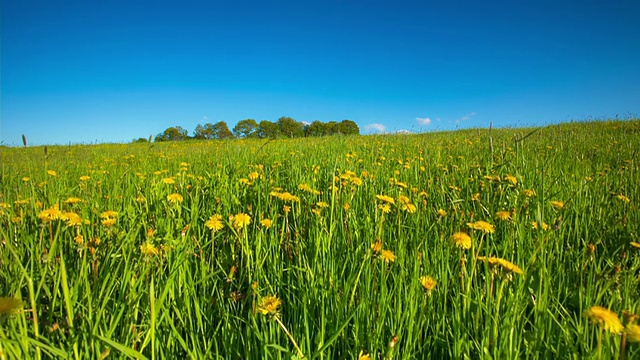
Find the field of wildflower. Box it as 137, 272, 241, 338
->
1, 119, 639, 359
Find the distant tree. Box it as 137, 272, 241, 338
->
133, 137, 148, 143
307, 121, 326, 137
194, 123, 216, 139
337, 119, 360, 135
324, 121, 339, 136
155, 126, 189, 141
213, 121, 234, 139
233, 119, 258, 138
277, 116, 304, 138
257, 120, 280, 138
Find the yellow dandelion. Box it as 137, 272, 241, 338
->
616, 194, 630, 203
419, 275, 437, 293
47, 170, 57, 176
257, 295, 281, 316
22, 177, 31, 182
522, 189, 535, 197
74, 234, 84, 246
504, 174, 517, 185
376, 195, 395, 205
233, 212, 251, 229
477, 256, 523, 274
162, 177, 175, 184
626, 324, 640, 343
437, 209, 447, 217
358, 351, 371, 360
495, 211, 511, 221
630, 242, 640, 249
467, 220, 495, 234
380, 249, 396, 263
378, 203, 392, 214
316, 201, 329, 208
79, 175, 90, 181
62, 212, 89, 226
101, 218, 116, 227
140, 242, 159, 256
0, 297, 23, 316
205, 215, 224, 232
451, 232, 472, 250
38, 204, 62, 222
343, 203, 351, 211
283, 205, 291, 214
100, 210, 118, 219
371, 239, 382, 254
585, 306, 624, 334
248, 171, 260, 181
260, 218, 273, 229
64, 197, 83, 205
167, 193, 183, 204
550, 200, 565, 210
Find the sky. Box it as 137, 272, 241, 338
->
2, 0, 639, 145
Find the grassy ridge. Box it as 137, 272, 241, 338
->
0, 119, 639, 359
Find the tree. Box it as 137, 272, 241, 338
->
155, 126, 189, 142
213, 121, 234, 139
233, 119, 258, 138
257, 120, 280, 138
307, 121, 326, 137
324, 121, 339, 136
194, 123, 215, 139
276, 116, 304, 138
337, 119, 360, 135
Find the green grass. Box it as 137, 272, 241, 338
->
0, 119, 639, 359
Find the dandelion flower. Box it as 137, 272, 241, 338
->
451, 232, 472, 249
162, 177, 175, 184
22, 177, 31, 182
260, 219, 273, 229
38, 205, 62, 222
376, 195, 395, 205
62, 212, 89, 226
616, 194, 630, 203
140, 242, 159, 256
380, 249, 396, 263
316, 201, 329, 208
371, 239, 382, 254
358, 351, 371, 360
626, 324, 640, 343
205, 215, 224, 232
257, 295, 281, 316
467, 221, 495, 234
437, 209, 447, 217
378, 203, 392, 214
167, 193, 183, 204
47, 170, 57, 176
232, 212, 251, 229
0, 297, 23, 316
522, 189, 535, 197
100, 211, 118, 219
101, 218, 116, 227
64, 197, 83, 205
477, 256, 523, 275
585, 306, 623, 334
74, 234, 84, 246
495, 211, 511, 221
505, 175, 517, 185
79, 175, 90, 181
419, 275, 437, 293
550, 200, 565, 210
630, 242, 640, 249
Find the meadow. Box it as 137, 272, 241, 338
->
0, 119, 639, 359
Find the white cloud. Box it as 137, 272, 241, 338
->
301, 121, 311, 126
416, 117, 432, 125
397, 129, 411, 134
365, 123, 386, 133
456, 112, 477, 124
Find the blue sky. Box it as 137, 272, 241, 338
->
2, 0, 639, 145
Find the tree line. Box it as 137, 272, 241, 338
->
150, 117, 359, 142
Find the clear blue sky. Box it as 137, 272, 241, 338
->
2, 0, 639, 145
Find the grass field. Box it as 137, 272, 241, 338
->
1, 119, 639, 359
